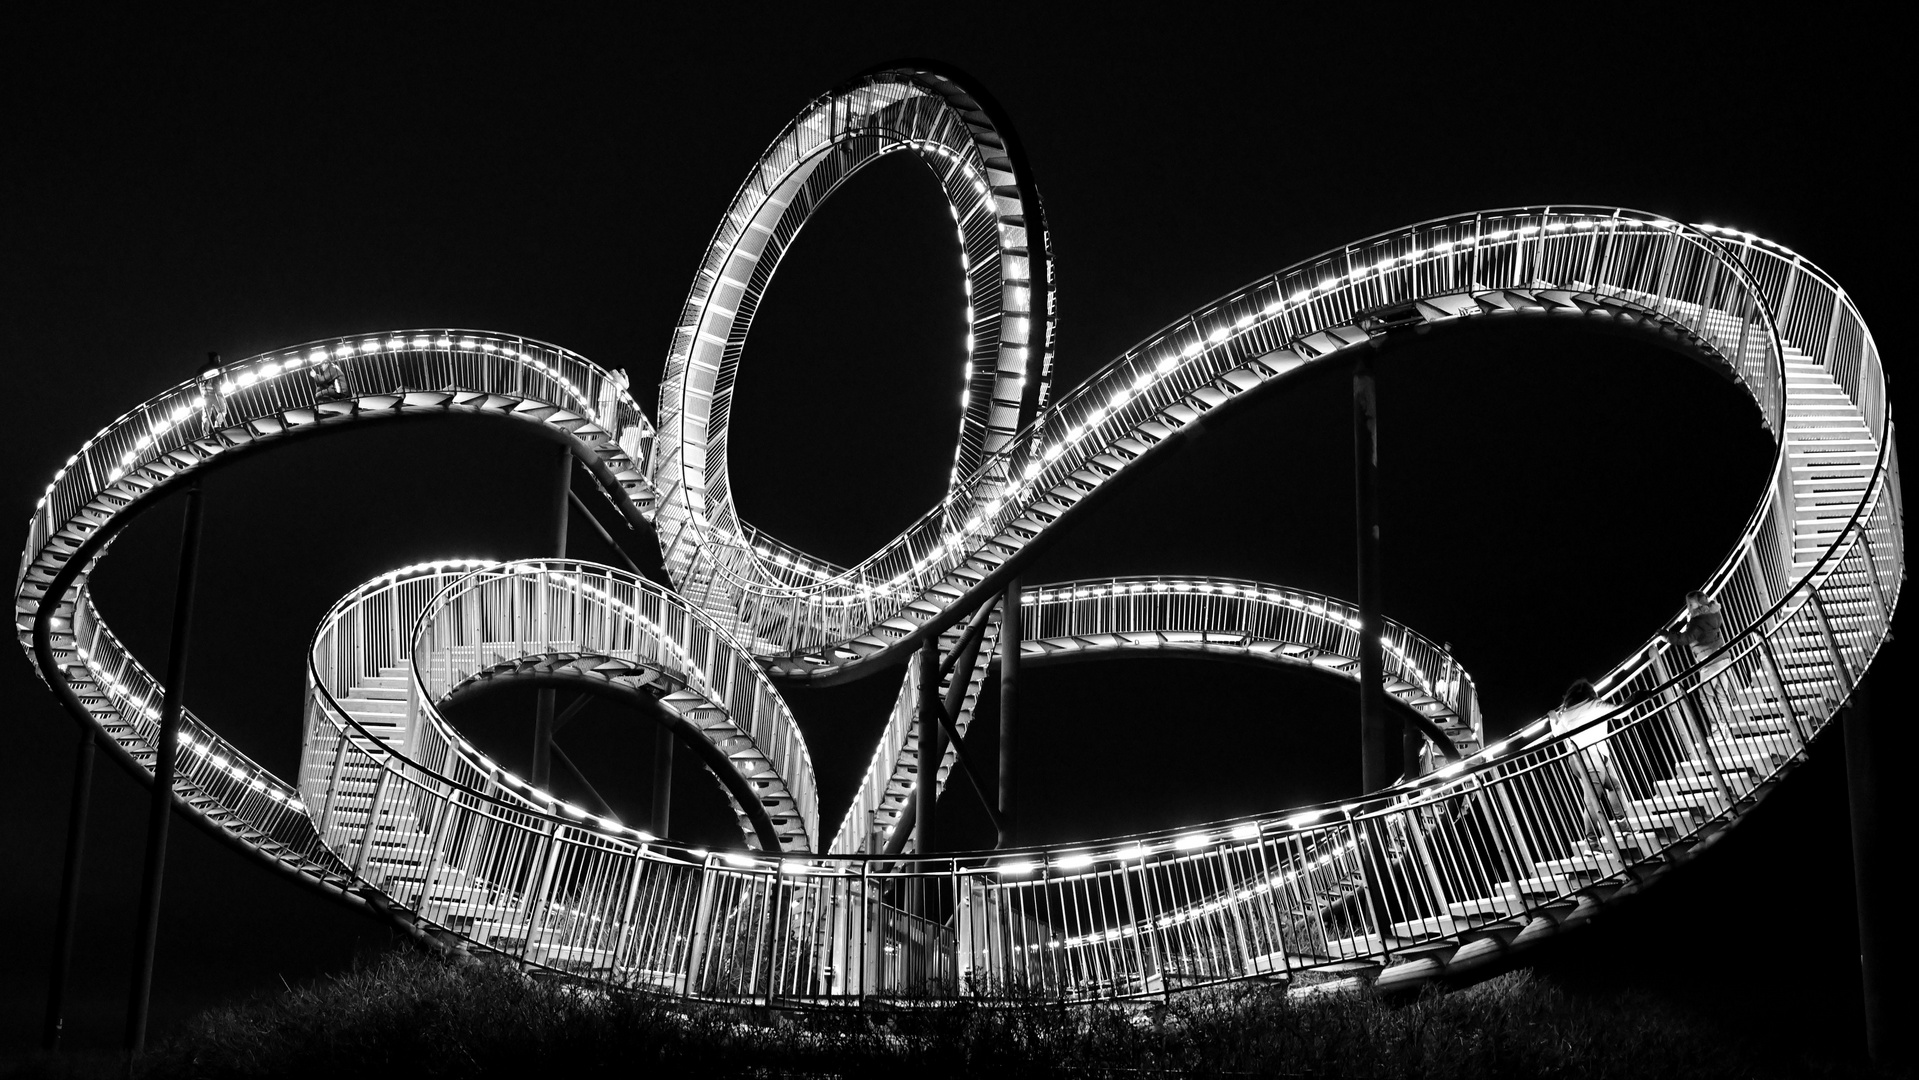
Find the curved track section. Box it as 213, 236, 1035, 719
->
652, 62, 1056, 611
18, 58, 1901, 1007
828, 577, 1480, 856
411, 560, 819, 853
17, 333, 667, 921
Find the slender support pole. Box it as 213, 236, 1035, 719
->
43, 726, 98, 1050
550, 693, 590, 733
999, 577, 1020, 849
882, 607, 999, 859
1841, 679, 1897, 1063
531, 446, 571, 789
531, 695, 556, 790
651, 723, 674, 837
552, 742, 619, 822
1354, 353, 1393, 793
125, 482, 204, 1058
568, 489, 645, 577
921, 624, 1002, 838
915, 640, 944, 859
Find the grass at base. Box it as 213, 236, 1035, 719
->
8, 949, 1901, 1079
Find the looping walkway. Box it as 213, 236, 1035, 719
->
17, 63, 1899, 1004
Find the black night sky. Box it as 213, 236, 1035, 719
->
2, 6, 1909, 1060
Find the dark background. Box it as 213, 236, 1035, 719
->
2, 5, 1908, 1065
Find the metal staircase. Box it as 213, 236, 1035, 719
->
15, 65, 1899, 1010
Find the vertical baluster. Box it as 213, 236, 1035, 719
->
1810, 593, 1855, 698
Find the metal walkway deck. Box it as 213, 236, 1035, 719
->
17, 64, 1899, 1005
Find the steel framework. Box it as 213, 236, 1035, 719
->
17, 63, 1900, 1005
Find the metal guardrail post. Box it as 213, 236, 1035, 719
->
520, 820, 564, 963
1810, 592, 1855, 698
1345, 818, 1392, 962
999, 576, 1020, 849
413, 788, 457, 912
402, 618, 424, 759
1243, 828, 1293, 979
1402, 806, 1453, 920
1756, 636, 1810, 746
1467, 784, 1526, 906
316, 726, 352, 843
757, 871, 783, 1001
855, 859, 874, 1003
1858, 530, 1892, 622
683, 855, 720, 997
610, 848, 648, 971
354, 768, 395, 878
1489, 776, 1540, 881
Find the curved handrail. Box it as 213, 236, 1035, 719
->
826, 575, 1483, 856
682, 208, 1792, 671
408, 560, 821, 852
651, 64, 1055, 601
15, 66, 1896, 1007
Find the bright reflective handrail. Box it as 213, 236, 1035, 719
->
671, 208, 1793, 669
12, 53, 1894, 1010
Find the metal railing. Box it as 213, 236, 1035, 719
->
1015, 575, 1480, 744
652, 68, 1050, 587
18, 329, 654, 600
16, 197, 1897, 1005
653, 208, 1799, 666
291, 468, 1896, 1001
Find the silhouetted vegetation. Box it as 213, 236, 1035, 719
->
9, 950, 1896, 1079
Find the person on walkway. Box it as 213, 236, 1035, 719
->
196, 356, 229, 438
597, 368, 652, 472
1674, 589, 1736, 728
596, 368, 630, 433
1550, 678, 1623, 850
309, 353, 349, 403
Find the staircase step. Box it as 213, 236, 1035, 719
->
1446, 887, 1522, 920
1533, 850, 1624, 878
1678, 746, 1784, 777
1654, 771, 1755, 800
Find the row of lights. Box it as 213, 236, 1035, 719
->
401, 563, 806, 849
995, 821, 1266, 879
174, 730, 305, 808
79, 636, 296, 810
729, 217, 1701, 640
1053, 841, 1357, 951
316, 561, 668, 848
44, 331, 610, 510
1020, 580, 1454, 697
908, 132, 1020, 495
76, 646, 159, 723
696, 115, 1032, 598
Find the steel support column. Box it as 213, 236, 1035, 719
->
1353, 353, 1393, 792
531, 445, 571, 789
42, 726, 97, 1050
1842, 678, 1899, 1062
998, 576, 1020, 848
915, 640, 943, 858
652, 723, 674, 837
124, 481, 204, 1058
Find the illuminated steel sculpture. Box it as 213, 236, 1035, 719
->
18, 64, 1901, 1004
